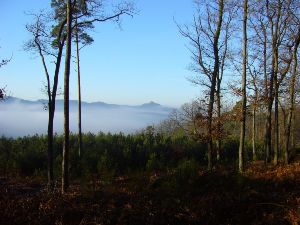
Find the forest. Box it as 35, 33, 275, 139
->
1, 0, 300, 224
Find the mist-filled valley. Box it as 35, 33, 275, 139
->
0, 97, 173, 137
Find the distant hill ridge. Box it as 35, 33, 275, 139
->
2, 96, 173, 111
0, 97, 175, 137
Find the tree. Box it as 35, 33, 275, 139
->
75, 18, 83, 159
178, 0, 236, 170
264, 0, 285, 164
247, 58, 261, 161
216, 9, 233, 161
27, 0, 136, 193
238, 0, 248, 173
273, 0, 295, 165
26, 13, 67, 189
169, 99, 207, 138
61, 0, 72, 194
56, 0, 135, 193
284, 21, 300, 164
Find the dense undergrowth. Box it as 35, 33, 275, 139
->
0, 132, 299, 224
0, 159, 300, 225
0, 131, 264, 179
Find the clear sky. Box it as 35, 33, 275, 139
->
0, 0, 201, 107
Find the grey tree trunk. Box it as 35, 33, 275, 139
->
47, 108, 54, 188
239, 0, 248, 173
265, 0, 280, 165
262, 18, 270, 164
35, 31, 65, 189
62, 0, 72, 194
274, 73, 279, 165
285, 26, 300, 164
75, 18, 83, 160
252, 107, 257, 160
272, 0, 281, 166
207, 0, 224, 171
216, 78, 221, 161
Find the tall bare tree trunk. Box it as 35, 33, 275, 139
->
49, 36, 65, 189
252, 106, 257, 160
38, 45, 54, 189
291, 113, 295, 149
215, 22, 228, 162
239, 0, 248, 173
272, 0, 281, 166
262, 18, 270, 164
47, 107, 54, 188
207, 0, 224, 171
216, 78, 221, 161
62, 0, 72, 194
285, 26, 300, 164
35, 35, 64, 189
265, 0, 280, 165
274, 71, 279, 165
265, 96, 273, 164
75, 18, 83, 160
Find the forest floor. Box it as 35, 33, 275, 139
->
1, 158, 300, 225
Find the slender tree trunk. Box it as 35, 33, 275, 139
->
239, 0, 248, 173
48, 38, 65, 190
216, 79, 221, 161
291, 113, 295, 149
274, 76, 279, 165
285, 28, 300, 164
47, 106, 54, 189
265, 0, 281, 165
265, 94, 273, 164
215, 5, 230, 163
62, 0, 72, 194
272, 0, 281, 166
207, 0, 224, 171
35, 39, 55, 190
75, 18, 83, 160
252, 106, 257, 160
262, 20, 270, 164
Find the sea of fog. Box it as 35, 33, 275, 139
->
0, 98, 173, 137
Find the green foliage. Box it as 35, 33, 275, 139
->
220, 138, 239, 162
0, 132, 249, 181
173, 158, 199, 185
0, 135, 57, 177
146, 153, 161, 172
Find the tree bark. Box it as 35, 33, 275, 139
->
265, 0, 281, 165
239, 0, 248, 173
252, 106, 257, 160
47, 108, 54, 188
216, 77, 221, 161
207, 0, 224, 171
62, 0, 72, 194
75, 18, 83, 160
262, 15, 270, 164
273, 0, 282, 166
34, 30, 65, 189
285, 25, 300, 164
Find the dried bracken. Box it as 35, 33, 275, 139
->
1, 156, 300, 225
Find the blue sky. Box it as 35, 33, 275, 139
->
0, 0, 201, 107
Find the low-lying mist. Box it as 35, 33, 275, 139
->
0, 97, 173, 137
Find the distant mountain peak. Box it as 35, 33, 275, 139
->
0, 97, 175, 137
3, 97, 169, 109
141, 101, 161, 107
